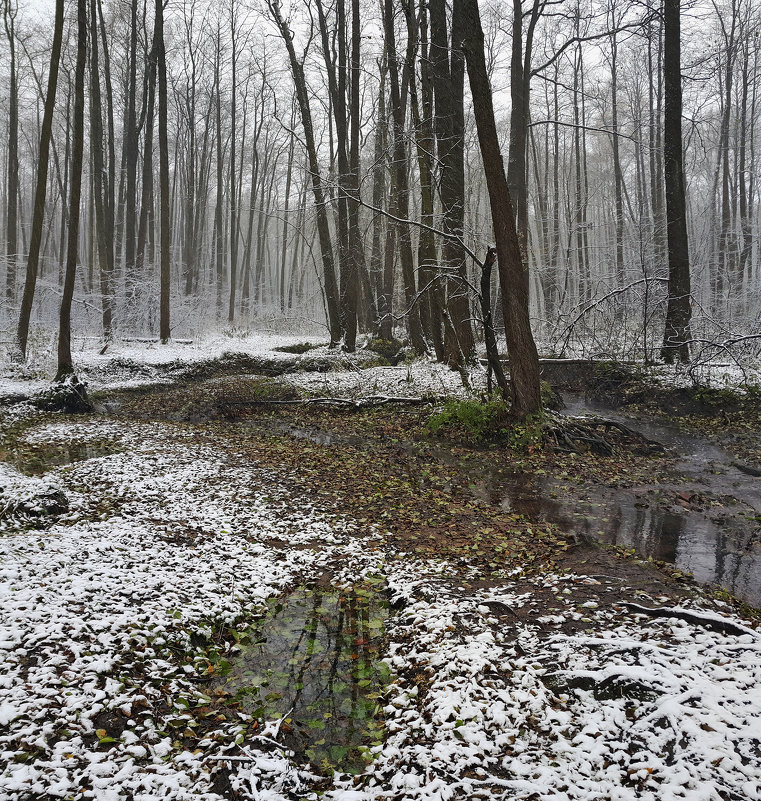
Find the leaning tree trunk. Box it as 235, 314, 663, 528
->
269, 0, 342, 345
4, 0, 18, 303
56, 0, 87, 380
660, 0, 691, 363
15, 0, 64, 361
459, 0, 541, 418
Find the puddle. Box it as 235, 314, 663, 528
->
214, 581, 390, 774
12, 442, 121, 475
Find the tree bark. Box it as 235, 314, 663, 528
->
660, 0, 691, 363
429, 0, 474, 363
156, 0, 171, 342
383, 0, 426, 354
89, 0, 113, 338
459, 0, 541, 417
3, 0, 18, 303
269, 0, 342, 345
56, 0, 87, 380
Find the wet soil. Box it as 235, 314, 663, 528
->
87, 373, 761, 613
3, 363, 759, 788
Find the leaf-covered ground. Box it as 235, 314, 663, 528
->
1, 340, 760, 800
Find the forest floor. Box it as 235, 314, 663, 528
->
1, 334, 761, 800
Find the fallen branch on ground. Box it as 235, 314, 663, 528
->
623, 603, 758, 638
221, 395, 434, 409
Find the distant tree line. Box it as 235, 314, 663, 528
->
1, 0, 759, 411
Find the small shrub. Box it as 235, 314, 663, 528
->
540, 380, 564, 410
691, 386, 741, 408
365, 338, 407, 365
427, 398, 510, 442
508, 412, 545, 453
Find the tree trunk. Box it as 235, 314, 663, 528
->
343, 0, 361, 350
124, 0, 140, 299
156, 0, 170, 342
269, 0, 341, 344
429, 0, 474, 363
56, 0, 87, 380
4, 0, 18, 303
383, 0, 426, 354
660, 0, 692, 363
16, 0, 64, 360
459, 0, 541, 417
89, 0, 113, 338
407, 0, 443, 359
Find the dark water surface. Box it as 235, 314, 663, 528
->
546, 394, 761, 606
214, 582, 390, 774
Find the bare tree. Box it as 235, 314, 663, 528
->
661, 0, 691, 362
56, 0, 87, 379
15, 0, 65, 360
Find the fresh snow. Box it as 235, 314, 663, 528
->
2, 335, 760, 800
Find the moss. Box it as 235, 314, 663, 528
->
365, 338, 404, 365
690, 386, 744, 409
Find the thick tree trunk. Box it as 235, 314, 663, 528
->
661, 0, 692, 363
429, 0, 474, 363
56, 0, 87, 380
459, 0, 541, 418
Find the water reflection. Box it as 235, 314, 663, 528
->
471, 395, 761, 607
14, 442, 121, 475
215, 583, 389, 774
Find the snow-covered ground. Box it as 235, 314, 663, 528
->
0, 417, 383, 800
1, 335, 761, 800
4, 332, 760, 408
0, 333, 483, 401
348, 567, 761, 801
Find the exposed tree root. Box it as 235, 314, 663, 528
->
544, 412, 665, 456
623, 603, 758, 637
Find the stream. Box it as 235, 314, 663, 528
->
236, 396, 761, 608
550, 393, 761, 606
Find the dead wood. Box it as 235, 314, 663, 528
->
544, 412, 665, 456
